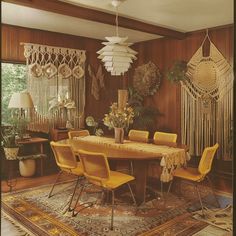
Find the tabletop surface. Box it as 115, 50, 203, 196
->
58, 136, 188, 161
17, 137, 49, 144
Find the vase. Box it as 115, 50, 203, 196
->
114, 127, 124, 144
19, 159, 36, 177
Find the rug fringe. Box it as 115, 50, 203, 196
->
2, 210, 34, 236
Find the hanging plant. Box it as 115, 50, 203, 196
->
166, 60, 188, 83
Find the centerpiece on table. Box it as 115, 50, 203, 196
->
103, 102, 134, 143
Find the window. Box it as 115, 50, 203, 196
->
1, 63, 27, 124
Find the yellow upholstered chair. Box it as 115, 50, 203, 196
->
127, 129, 149, 175
128, 129, 149, 143
153, 131, 177, 144
167, 143, 219, 216
49, 141, 84, 211
68, 129, 90, 139
73, 149, 137, 230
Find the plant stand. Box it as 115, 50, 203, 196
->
3, 147, 19, 192
6, 160, 17, 192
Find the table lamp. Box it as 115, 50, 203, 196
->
8, 91, 34, 117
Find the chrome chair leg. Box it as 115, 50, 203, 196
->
160, 181, 163, 197
68, 176, 81, 212
127, 183, 137, 206
195, 184, 205, 217
166, 180, 173, 197
206, 176, 220, 208
48, 171, 63, 198
72, 184, 85, 217
111, 190, 115, 230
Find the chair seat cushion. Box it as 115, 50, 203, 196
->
103, 171, 135, 189
173, 167, 204, 182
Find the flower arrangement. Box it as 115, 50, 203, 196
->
103, 102, 134, 130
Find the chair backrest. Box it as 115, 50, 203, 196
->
153, 131, 177, 144
50, 141, 77, 169
78, 149, 110, 187
128, 129, 149, 143
198, 143, 219, 176
68, 130, 90, 139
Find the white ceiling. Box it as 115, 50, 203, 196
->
61, 0, 233, 31
2, 0, 233, 43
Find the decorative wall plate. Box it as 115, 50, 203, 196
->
133, 61, 161, 96
43, 63, 57, 79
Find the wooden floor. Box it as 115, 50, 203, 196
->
1, 173, 75, 193
1, 171, 232, 194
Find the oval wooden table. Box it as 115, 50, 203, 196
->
58, 136, 188, 205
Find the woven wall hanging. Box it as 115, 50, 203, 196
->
23, 43, 86, 132
181, 33, 233, 159
133, 61, 161, 97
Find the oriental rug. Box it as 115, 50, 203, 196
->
1, 180, 232, 236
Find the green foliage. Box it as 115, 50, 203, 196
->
1, 126, 18, 148
1, 63, 27, 124
128, 87, 160, 132
166, 60, 188, 83
1, 116, 29, 147
86, 116, 104, 136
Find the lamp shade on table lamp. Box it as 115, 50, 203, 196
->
8, 92, 34, 109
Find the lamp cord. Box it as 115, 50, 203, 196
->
115, 6, 119, 37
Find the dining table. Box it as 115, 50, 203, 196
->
58, 136, 189, 205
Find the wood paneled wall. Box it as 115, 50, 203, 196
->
1, 24, 125, 123
1, 24, 233, 138
130, 25, 233, 141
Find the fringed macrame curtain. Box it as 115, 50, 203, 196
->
23, 43, 86, 132
181, 37, 233, 160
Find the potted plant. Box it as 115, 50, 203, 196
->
128, 87, 161, 133
1, 125, 19, 160
166, 60, 188, 83
85, 116, 104, 136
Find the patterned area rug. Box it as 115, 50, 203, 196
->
1, 180, 232, 236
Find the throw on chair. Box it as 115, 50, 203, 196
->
127, 129, 149, 175
152, 131, 177, 196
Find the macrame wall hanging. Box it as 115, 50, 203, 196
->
88, 64, 105, 100
181, 32, 233, 160
23, 43, 86, 132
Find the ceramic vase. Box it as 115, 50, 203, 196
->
114, 127, 124, 144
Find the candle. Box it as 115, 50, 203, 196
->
118, 89, 128, 110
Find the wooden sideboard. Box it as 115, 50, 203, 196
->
50, 128, 69, 141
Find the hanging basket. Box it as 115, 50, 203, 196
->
4, 147, 19, 160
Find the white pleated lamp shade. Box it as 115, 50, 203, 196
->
97, 36, 137, 76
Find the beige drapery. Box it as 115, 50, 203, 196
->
181, 39, 233, 160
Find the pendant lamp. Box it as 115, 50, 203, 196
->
97, 0, 137, 76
